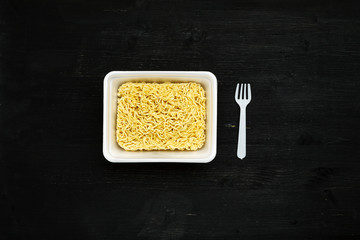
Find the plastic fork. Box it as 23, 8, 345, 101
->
235, 83, 252, 159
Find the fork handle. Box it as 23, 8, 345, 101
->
237, 107, 246, 159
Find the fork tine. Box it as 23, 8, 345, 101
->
235, 83, 239, 99
248, 83, 251, 100
240, 83, 244, 99
245, 83, 248, 99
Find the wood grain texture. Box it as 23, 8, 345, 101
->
1, 0, 360, 239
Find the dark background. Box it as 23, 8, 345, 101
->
1, 0, 360, 239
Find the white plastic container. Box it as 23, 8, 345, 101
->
103, 71, 217, 163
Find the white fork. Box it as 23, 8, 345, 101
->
235, 83, 252, 159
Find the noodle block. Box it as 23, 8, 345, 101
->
116, 82, 206, 151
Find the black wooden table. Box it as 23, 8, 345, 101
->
1, 0, 360, 239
